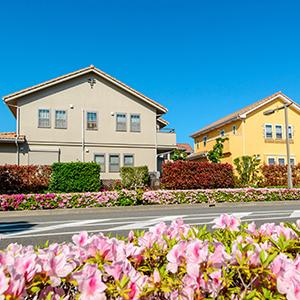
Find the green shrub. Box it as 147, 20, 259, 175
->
49, 162, 101, 192
120, 166, 149, 189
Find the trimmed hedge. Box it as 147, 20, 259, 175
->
120, 166, 149, 189
161, 161, 234, 189
261, 164, 300, 187
1, 188, 300, 211
0, 165, 51, 194
49, 162, 101, 193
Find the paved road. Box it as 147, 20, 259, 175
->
1, 202, 300, 248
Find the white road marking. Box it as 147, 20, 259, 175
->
232, 212, 252, 218
4, 219, 110, 237
289, 210, 300, 218
107, 215, 187, 231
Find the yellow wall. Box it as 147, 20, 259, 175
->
193, 97, 300, 165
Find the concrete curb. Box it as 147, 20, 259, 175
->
0, 200, 300, 217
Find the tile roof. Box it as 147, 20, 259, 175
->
177, 143, 193, 153
0, 132, 25, 142
3, 65, 168, 114
191, 91, 300, 138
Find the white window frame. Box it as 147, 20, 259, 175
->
109, 154, 120, 173
203, 136, 207, 147
275, 124, 283, 139
278, 157, 285, 166
55, 110, 67, 129
116, 113, 127, 132
290, 157, 296, 166
220, 129, 225, 137
130, 114, 141, 132
94, 153, 106, 173
264, 124, 273, 139
267, 156, 276, 165
123, 154, 134, 167
38, 108, 51, 128
86, 111, 98, 130
232, 125, 237, 135
288, 125, 293, 139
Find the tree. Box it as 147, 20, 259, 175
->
233, 155, 261, 186
171, 149, 187, 161
207, 137, 228, 163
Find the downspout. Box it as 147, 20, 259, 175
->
240, 115, 246, 156
155, 124, 158, 173
15, 106, 20, 165
82, 109, 85, 162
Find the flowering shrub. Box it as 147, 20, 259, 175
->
1, 188, 300, 211
0, 165, 51, 194
261, 164, 300, 187
161, 161, 234, 189
1, 215, 300, 299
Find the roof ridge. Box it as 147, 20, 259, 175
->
190, 91, 294, 138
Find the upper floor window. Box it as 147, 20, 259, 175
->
87, 112, 98, 130
203, 136, 207, 147
94, 154, 105, 173
265, 124, 273, 139
275, 125, 283, 139
267, 157, 276, 165
232, 125, 237, 135
196, 141, 200, 150
116, 113, 127, 131
130, 114, 141, 132
55, 110, 67, 129
220, 130, 225, 137
109, 154, 120, 172
38, 109, 51, 128
288, 125, 293, 139
124, 154, 134, 167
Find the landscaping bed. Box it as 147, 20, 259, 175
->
1, 214, 300, 299
1, 188, 300, 211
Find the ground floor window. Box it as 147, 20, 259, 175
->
124, 154, 134, 167
278, 157, 285, 165
267, 157, 276, 165
109, 154, 120, 172
94, 154, 105, 172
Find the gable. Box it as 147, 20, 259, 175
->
3, 66, 167, 116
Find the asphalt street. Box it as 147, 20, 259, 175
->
1, 201, 300, 248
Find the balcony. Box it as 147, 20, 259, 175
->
157, 128, 176, 150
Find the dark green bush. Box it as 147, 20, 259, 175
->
49, 162, 101, 192
120, 166, 149, 189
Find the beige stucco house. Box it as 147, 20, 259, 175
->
0, 65, 177, 179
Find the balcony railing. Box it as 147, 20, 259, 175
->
158, 128, 175, 133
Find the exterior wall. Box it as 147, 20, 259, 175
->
193, 97, 300, 165
4, 72, 175, 178
0, 144, 17, 165
244, 98, 300, 164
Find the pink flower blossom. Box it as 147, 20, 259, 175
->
212, 214, 240, 231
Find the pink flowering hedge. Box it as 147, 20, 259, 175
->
1, 215, 300, 299
1, 188, 300, 211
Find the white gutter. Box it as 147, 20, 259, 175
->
82, 109, 85, 162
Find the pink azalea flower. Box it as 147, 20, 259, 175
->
72, 231, 89, 247
166, 241, 187, 273
212, 214, 240, 231
0, 267, 9, 295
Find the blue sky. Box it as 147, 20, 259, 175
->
1, 0, 300, 144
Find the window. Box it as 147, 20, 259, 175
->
220, 130, 225, 137
203, 136, 207, 147
290, 158, 295, 166
232, 125, 237, 135
196, 141, 200, 150
116, 113, 127, 131
109, 154, 120, 172
275, 125, 283, 139
268, 157, 276, 165
38, 109, 51, 128
87, 112, 98, 130
278, 158, 285, 165
265, 124, 273, 139
130, 114, 141, 132
55, 110, 67, 129
124, 154, 134, 167
288, 125, 293, 139
94, 154, 105, 172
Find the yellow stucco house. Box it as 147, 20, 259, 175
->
189, 91, 300, 166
